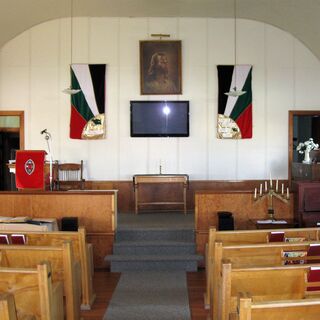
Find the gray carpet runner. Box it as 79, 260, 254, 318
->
103, 271, 191, 320
107, 227, 201, 271
104, 213, 202, 319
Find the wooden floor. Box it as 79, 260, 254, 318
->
80, 269, 209, 320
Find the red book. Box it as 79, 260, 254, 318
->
0, 234, 9, 244
307, 266, 320, 291
307, 244, 320, 263
10, 234, 26, 245
268, 231, 285, 242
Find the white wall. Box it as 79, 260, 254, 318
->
1, 17, 320, 181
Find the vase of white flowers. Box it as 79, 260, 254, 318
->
296, 138, 319, 164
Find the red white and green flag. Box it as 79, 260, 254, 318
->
69, 64, 107, 139
217, 65, 252, 139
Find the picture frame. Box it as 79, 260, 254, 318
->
140, 40, 182, 95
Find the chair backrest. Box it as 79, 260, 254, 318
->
56, 160, 84, 190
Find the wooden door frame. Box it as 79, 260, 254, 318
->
0, 111, 24, 149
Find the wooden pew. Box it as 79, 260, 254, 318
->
235, 293, 320, 320
0, 227, 95, 310
205, 227, 320, 307
211, 241, 320, 320
0, 242, 80, 320
0, 262, 63, 320
217, 261, 320, 320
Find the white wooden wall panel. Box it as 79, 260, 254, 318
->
0, 17, 320, 181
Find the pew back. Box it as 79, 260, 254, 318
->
217, 262, 319, 320
205, 227, 320, 306
212, 241, 320, 320
0, 227, 94, 309
0, 242, 80, 320
0, 262, 63, 320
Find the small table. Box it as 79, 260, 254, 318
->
133, 174, 189, 214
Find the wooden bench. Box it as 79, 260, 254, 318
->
205, 227, 320, 307
211, 241, 320, 320
235, 293, 320, 320
0, 227, 95, 310
0, 262, 63, 320
0, 241, 80, 320
217, 261, 320, 320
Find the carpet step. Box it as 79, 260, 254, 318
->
116, 228, 194, 242
106, 254, 202, 272
113, 241, 196, 255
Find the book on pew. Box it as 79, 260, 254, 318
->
257, 219, 288, 224
10, 234, 26, 245
307, 266, 320, 291
268, 231, 285, 242
285, 237, 306, 242
0, 234, 9, 244
282, 250, 307, 265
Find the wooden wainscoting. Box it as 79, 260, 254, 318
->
83, 179, 289, 213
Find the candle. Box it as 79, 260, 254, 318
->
287, 187, 289, 199
270, 173, 272, 188
259, 183, 262, 196
254, 188, 257, 199
265, 181, 268, 192
281, 183, 284, 195
276, 180, 279, 192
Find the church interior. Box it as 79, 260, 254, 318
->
0, 0, 320, 319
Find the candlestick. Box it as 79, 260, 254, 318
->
259, 183, 262, 196
281, 183, 284, 195
276, 180, 279, 192
254, 188, 257, 199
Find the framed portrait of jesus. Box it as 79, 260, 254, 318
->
140, 40, 182, 95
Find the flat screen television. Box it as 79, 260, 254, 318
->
130, 100, 189, 137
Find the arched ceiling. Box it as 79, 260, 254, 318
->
1, 0, 320, 59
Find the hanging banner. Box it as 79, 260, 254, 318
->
69, 64, 107, 139
15, 150, 46, 189
217, 65, 253, 139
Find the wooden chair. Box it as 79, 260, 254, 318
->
56, 161, 85, 191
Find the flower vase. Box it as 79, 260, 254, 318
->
303, 150, 311, 164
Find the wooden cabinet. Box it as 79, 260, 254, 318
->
292, 163, 320, 182
292, 181, 320, 227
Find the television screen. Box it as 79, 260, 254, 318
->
130, 101, 189, 137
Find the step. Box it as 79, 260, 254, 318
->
106, 254, 203, 272
116, 228, 195, 242
113, 241, 196, 255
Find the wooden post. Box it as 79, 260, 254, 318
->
220, 261, 232, 320
0, 293, 17, 320
212, 242, 223, 320
78, 227, 96, 310
205, 228, 216, 308
238, 293, 252, 320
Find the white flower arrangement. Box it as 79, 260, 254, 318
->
296, 138, 319, 154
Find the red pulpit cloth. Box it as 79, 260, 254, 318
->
15, 150, 46, 189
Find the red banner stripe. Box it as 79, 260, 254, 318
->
236, 104, 252, 139
70, 105, 87, 139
